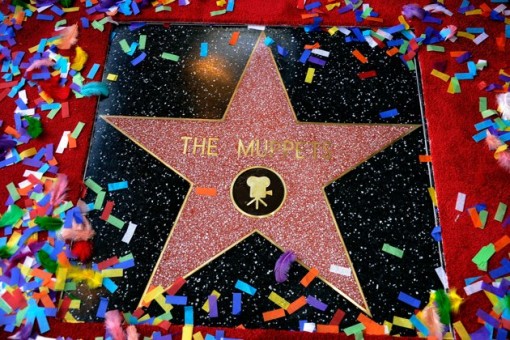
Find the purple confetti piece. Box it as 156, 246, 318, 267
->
306, 295, 327, 311
308, 56, 326, 67
208, 295, 218, 318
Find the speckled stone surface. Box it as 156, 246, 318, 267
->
78, 24, 442, 335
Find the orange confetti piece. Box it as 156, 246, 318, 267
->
450, 51, 467, 57
262, 308, 286, 321
494, 235, 510, 252
352, 49, 368, 63
386, 47, 399, 56
419, 155, 432, 163
195, 187, 217, 196
301, 13, 318, 19
468, 208, 483, 228
357, 313, 386, 335
365, 16, 383, 23
358, 70, 377, 79
68, 136, 77, 149
4, 126, 20, 139
300, 267, 319, 287
317, 324, 339, 333
58, 252, 72, 268
304, 42, 320, 50
287, 296, 307, 314
229, 31, 240, 46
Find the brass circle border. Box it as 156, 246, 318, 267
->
230, 166, 287, 218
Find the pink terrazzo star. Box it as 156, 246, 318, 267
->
104, 36, 418, 313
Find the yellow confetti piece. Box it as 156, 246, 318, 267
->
431, 69, 450, 82
193, 331, 204, 340
428, 187, 438, 206
138, 314, 151, 322
453, 321, 470, 340
328, 26, 339, 36
268, 291, 290, 310
64, 311, 80, 323
55, 267, 68, 291
19, 264, 31, 278
182, 325, 193, 340
398, 15, 410, 30
107, 73, 118, 81
69, 299, 81, 309
7, 232, 21, 248
305, 68, 315, 84
39, 91, 54, 104
392, 316, 413, 329
483, 290, 499, 306
216, 0, 226, 5
101, 268, 123, 278
326, 2, 340, 11
155, 293, 173, 312
457, 31, 475, 40
383, 321, 392, 332
19, 147, 37, 159
62, 7, 80, 12
465, 9, 482, 16
202, 290, 221, 312
142, 285, 165, 304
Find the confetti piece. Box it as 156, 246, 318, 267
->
468, 207, 483, 228
235, 280, 256, 295
184, 306, 193, 325
96, 297, 108, 318
352, 49, 367, 63
418, 155, 432, 162
232, 292, 242, 315
71, 122, 85, 139
431, 69, 450, 82
382, 243, 404, 258
330, 309, 345, 325
165, 295, 187, 305
200, 43, 208, 57
262, 308, 285, 321
305, 68, 315, 84
356, 314, 386, 335
303, 322, 316, 332
392, 316, 413, 329
427, 45, 445, 52
167, 277, 187, 295
472, 243, 495, 271
229, 31, 240, 46
428, 187, 438, 206
86, 63, 100, 79
379, 108, 399, 119
202, 290, 221, 312
330, 264, 351, 276
107, 74, 118, 81
287, 296, 307, 314
317, 324, 339, 333
410, 315, 428, 336
182, 325, 193, 340
343, 323, 365, 336
161, 52, 179, 62
93, 192, 105, 210
494, 235, 510, 252
84, 178, 103, 193
55, 131, 70, 154
268, 291, 290, 310
121, 221, 138, 244
358, 70, 377, 79
195, 187, 217, 196
453, 321, 470, 340
435, 266, 449, 288
306, 295, 327, 311
131, 52, 147, 66
208, 295, 218, 318
455, 192, 466, 212
193, 332, 204, 340
300, 267, 319, 287
397, 292, 421, 308
495, 202, 507, 222
106, 214, 125, 229
108, 181, 128, 191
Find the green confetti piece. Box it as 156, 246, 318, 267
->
210, 9, 227, 16
155, 5, 171, 12
53, 201, 73, 215
139, 35, 147, 50
0, 296, 13, 313
450, 77, 461, 93
479, 97, 487, 112
85, 178, 103, 193
91, 20, 104, 32
354, 332, 363, 340
119, 39, 130, 53
64, 281, 77, 291
47, 108, 60, 119
494, 118, 507, 131
106, 214, 125, 229
55, 19, 67, 29
472, 243, 495, 271
119, 253, 134, 262
495, 202, 507, 222
406, 60, 416, 71
370, 31, 385, 41
15, 306, 26, 326
479, 210, 488, 229
344, 323, 366, 336
71, 121, 85, 139
0, 205, 24, 227
161, 52, 179, 62
6, 182, 20, 202
399, 40, 409, 55
426, 45, 445, 52
382, 243, 404, 258
481, 109, 498, 118
158, 311, 173, 321
30, 192, 45, 202
94, 191, 106, 210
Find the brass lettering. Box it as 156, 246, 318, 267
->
282, 140, 294, 157
323, 141, 332, 160
181, 136, 192, 154
207, 137, 219, 157
295, 141, 304, 159
238, 139, 255, 158
192, 137, 207, 155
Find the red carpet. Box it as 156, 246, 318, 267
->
1, 0, 509, 338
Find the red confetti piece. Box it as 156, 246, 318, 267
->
357, 70, 377, 79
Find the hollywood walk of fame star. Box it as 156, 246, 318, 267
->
103, 34, 419, 314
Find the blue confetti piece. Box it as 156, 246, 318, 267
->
506, 25, 510, 39
232, 292, 242, 315
131, 52, 147, 66
379, 108, 399, 119
474, 120, 494, 131
200, 42, 208, 57
497, 328, 508, 340
205, 335, 215, 340
298, 49, 311, 64
305, 1, 321, 10
184, 306, 193, 325
410, 315, 428, 336
226, 0, 235, 12
81, 17, 90, 29
50, 5, 64, 16
103, 278, 119, 293
96, 297, 108, 318
165, 295, 188, 305
36, 14, 54, 21
277, 45, 288, 57
235, 279, 257, 296
455, 73, 474, 80
385, 24, 405, 34
264, 36, 274, 46
86, 63, 100, 79
108, 181, 128, 191
431, 226, 441, 242
215, 330, 225, 340
397, 292, 421, 308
